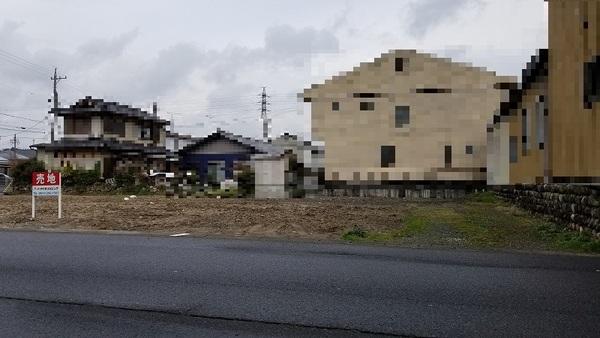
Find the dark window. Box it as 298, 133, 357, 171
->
360, 102, 375, 111
510, 136, 518, 163
395, 57, 404, 72
381, 146, 395, 168
522, 108, 529, 156
53, 152, 58, 158
332, 101, 339, 111
444, 146, 452, 168
584, 55, 600, 109
141, 126, 152, 140
465, 145, 473, 155
395, 106, 410, 127
64, 117, 91, 135
353, 93, 382, 98
104, 117, 125, 137
584, 21, 588, 29
415, 88, 452, 94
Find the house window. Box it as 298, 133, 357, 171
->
360, 102, 375, 111
53, 152, 58, 158
381, 145, 395, 168
584, 55, 599, 109
353, 172, 360, 181
522, 108, 529, 156
509, 136, 518, 163
395, 57, 404, 72
415, 88, 452, 94
104, 117, 125, 137
536, 97, 545, 148
395, 106, 410, 127
444, 146, 452, 168
367, 172, 375, 181
332, 101, 339, 111
141, 127, 152, 140
353, 93, 382, 98
331, 171, 339, 180
465, 145, 473, 155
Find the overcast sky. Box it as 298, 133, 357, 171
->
0, 0, 547, 148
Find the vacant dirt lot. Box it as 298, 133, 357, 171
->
0, 195, 409, 240
1, 194, 599, 253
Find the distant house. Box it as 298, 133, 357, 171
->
0, 154, 9, 175
164, 131, 199, 173
302, 49, 516, 190
0, 148, 37, 176
179, 129, 282, 185
32, 97, 169, 178
487, 50, 548, 185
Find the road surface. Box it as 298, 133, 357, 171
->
0, 230, 599, 337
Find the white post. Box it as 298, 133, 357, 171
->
58, 173, 62, 219
31, 194, 35, 220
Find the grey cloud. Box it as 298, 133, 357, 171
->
264, 25, 339, 55
112, 43, 205, 101
77, 29, 139, 64
406, 0, 484, 39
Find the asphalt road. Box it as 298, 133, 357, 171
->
0, 231, 599, 337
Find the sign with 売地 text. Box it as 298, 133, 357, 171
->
31, 171, 61, 196
31, 171, 62, 219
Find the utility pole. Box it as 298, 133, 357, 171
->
10, 134, 18, 161
50, 67, 67, 142
260, 87, 271, 142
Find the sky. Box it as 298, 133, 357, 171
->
0, 0, 548, 148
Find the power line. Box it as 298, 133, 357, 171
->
0, 112, 44, 122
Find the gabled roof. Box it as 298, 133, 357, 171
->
166, 131, 198, 140
180, 129, 285, 156
498, 49, 548, 118
301, 49, 514, 99
52, 96, 170, 125
0, 148, 36, 160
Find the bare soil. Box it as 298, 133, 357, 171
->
2, 194, 598, 254
0, 195, 411, 240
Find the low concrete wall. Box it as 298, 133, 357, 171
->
496, 184, 600, 238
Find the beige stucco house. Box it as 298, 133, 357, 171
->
302, 49, 516, 188
34, 97, 169, 178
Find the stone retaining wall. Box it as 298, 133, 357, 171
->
496, 184, 600, 238
310, 187, 467, 199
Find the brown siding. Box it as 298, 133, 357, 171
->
548, 0, 600, 179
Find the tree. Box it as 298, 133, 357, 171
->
10, 159, 46, 189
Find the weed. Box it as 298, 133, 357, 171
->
342, 227, 367, 241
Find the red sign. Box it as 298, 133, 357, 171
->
32, 171, 61, 186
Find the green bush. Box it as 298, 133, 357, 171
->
10, 159, 46, 189
342, 227, 367, 241
114, 172, 136, 187
61, 166, 101, 191
237, 169, 255, 197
